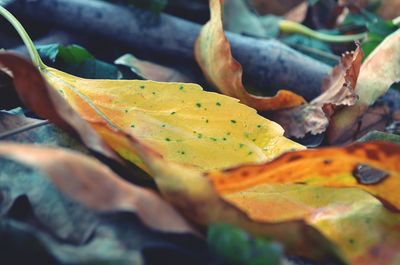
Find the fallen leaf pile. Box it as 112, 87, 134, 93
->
1, 2, 400, 265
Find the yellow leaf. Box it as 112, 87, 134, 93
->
42, 66, 303, 171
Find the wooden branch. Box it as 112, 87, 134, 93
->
6, 0, 332, 100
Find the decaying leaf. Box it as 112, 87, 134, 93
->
0, 53, 303, 172
273, 44, 363, 138
195, 0, 305, 111
328, 29, 400, 144
0, 142, 196, 235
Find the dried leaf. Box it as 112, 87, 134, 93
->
195, 0, 305, 111
273, 45, 363, 138
328, 29, 400, 144
0, 142, 196, 235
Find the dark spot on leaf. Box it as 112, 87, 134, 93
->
287, 155, 302, 162
240, 170, 250, 177
165, 138, 171, 142
222, 137, 227, 141
179, 86, 184, 90
365, 148, 379, 160
206, 119, 209, 123
124, 109, 129, 113
210, 137, 217, 141
196, 103, 202, 108
239, 144, 244, 148
170, 112, 176, 115
161, 124, 166, 127
216, 102, 221, 106
247, 152, 253, 156
257, 125, 262, 128
352, 164, 389, 185
323, 160, 332, 165
230, 120, 237, 124
130, 124, 135, 128
140, 85, 145, 89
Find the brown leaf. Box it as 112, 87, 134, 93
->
0, 142, 197, 235
0, 52, 124, 164
273, 45, 363, 138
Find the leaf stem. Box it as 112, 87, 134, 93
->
279, 20, 367, 43
0, 5, 46, 69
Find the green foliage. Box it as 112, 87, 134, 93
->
208, 223, 283, 265
37, 44, 120, 79
343, 10, 398, 58
281, 33, 338, 66
357, 131, 400, 145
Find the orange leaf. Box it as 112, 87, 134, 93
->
195, 0, 305, 111
208, 142, 400, 210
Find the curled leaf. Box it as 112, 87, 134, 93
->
195, 0, 305, 111
273, 44, 363, 138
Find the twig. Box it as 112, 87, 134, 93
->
5, 0, 332, 100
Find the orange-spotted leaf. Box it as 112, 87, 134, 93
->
129, 125, 400, 264
208, 142, 400, 210
206, 141, 400, 264
273, 45, 363, 138
194, 0, 305, 111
